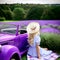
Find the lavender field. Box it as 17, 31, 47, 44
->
3, 20, 60, 25
0, 20, 60, 60
20, 20, 60, 34
1, 20, 60, 34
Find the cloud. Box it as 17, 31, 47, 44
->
0, 0, 60, 4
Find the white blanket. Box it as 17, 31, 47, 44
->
27, 53, 59, 60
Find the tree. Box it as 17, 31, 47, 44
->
13, 8, 25, 20
0, 17, 5, 21
40, 5, 60, 20
4, 10, 14, 20
40, 6, 55, 20
26, 6, 44, 20
51, 5, 60, 20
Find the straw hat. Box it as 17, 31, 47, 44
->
26, 22, 40, 34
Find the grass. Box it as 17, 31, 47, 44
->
40, 32, 60, 53
22, 54, 27, 60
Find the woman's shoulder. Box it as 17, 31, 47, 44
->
34, 35, 41, 42
34, 35, 41, 45
34, 35, 40, 39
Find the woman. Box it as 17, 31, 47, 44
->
26, 22, 59, 60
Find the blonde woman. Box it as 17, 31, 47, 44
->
26, 22, 59, 60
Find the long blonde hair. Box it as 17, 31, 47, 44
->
28, 32, 40, 45
27, 22, 40, 45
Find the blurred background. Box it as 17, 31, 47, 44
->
0, 4, 60, 21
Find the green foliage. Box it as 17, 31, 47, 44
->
4, 10, 14, 20
0, 4, 60, 20
0, 17, 5, 21
40, 9, 54, 20
40, 5, 60, 20
50, 5, 60, 19
0, 4, 10, 10
13, 8, 25, 20
0, 4, 14, 20
26, 6, 44, 20
22, 53, 27, 60
0, 9, 5, 17
40, 33, 60, 53
40, 5, 54, 20
57, 57, 60, 60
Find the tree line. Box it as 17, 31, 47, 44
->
0, 4, 60, 21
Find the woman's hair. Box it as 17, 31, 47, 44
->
27, 22, 40, 45
28, 31, 40, 45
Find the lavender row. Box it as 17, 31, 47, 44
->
1, 20, 60, 26
19, 20, 60, 26
41, 28, 60, 34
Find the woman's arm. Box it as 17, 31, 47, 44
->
36, 44, 41, 59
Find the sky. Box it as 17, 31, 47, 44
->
0, 0, 60, 4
